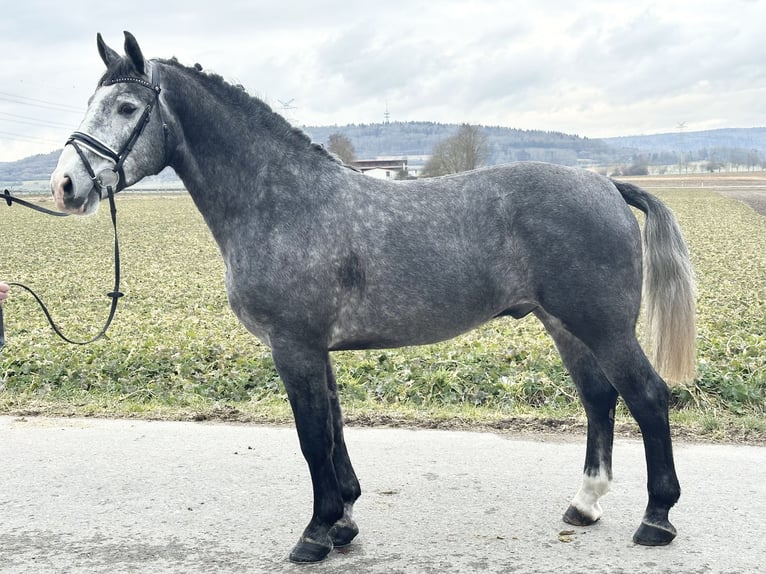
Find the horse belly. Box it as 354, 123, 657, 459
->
327, 279, 516, 351
328, 313, 487, 350
327, 230, 527, 350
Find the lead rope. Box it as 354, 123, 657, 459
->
0, 185, 123, 350
0, 63, 164, 351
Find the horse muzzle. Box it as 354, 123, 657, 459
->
50, 170, 100, 215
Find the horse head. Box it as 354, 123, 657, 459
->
51, 32, 169, 214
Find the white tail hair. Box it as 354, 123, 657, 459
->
614, 181, 697, 385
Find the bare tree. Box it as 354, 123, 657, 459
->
327, 133, 356, 164
421, 140, 449, 177
422, 124, 489, 177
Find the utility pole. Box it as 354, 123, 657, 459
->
675, 121, 687, 174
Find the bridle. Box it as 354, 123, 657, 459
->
67, 61, 166, 195
0, 62, 166, 350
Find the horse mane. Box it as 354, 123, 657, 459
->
139, 57, 344, 166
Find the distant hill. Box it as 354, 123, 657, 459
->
0, 151, 61, 186
603, 127, 766, 154
0, 151, 179, 189
602, 127, 766, 169
3, 125, 766, 184
303, 122, 613, 166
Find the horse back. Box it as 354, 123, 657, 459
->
324, 162, 642, 350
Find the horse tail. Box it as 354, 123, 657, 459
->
613, 180, 697, 385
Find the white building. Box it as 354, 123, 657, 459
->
352, 157, 409, 180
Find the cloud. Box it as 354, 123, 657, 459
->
2, 0, 766, 161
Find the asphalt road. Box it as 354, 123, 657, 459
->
0, 416, 763, 574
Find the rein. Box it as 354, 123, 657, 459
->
0, 64, 164, 350
0, 185, 122, 348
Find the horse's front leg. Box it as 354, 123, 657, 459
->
271, 340, 345, 563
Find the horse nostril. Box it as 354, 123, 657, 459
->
62, 176, 73, 196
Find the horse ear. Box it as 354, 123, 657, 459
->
123, 31, 146, 75
97, 33, 120, 68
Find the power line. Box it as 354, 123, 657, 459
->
0, 91, 84, 114
0, 129, 62, 146
0, 111, 74, 129
0, 90, 78, 153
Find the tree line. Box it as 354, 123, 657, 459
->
610, 146, 766, 176
327, 124, 490, 177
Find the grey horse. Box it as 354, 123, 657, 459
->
50, 32, 696, 563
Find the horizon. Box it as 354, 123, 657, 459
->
4, 122, 766, 166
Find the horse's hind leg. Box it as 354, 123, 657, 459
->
593, 340, 681, 546
550, 313, 680, 546
325, 359, 362, 547
535, 310, 618, 527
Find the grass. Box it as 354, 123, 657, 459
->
0, 188, 764, 442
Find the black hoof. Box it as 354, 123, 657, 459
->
329, 518, 359, 547
288, 538, 334, 563
633, 520, 677, 546
563, 505, 599, 527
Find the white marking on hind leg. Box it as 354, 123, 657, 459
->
570, 466, 611, 523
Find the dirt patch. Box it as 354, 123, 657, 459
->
714, 188, 766, 216
5, 402, 765, 445
342, 411, 766, 445
616, 173, 766, 217
617, 172, 766, 188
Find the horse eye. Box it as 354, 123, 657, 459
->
118, 102, 137, 116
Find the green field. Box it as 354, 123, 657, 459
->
0, 188, 764, 440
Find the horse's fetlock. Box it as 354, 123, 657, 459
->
650, 476, 681, 508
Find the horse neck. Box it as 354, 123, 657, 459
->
161, 63, 336, 230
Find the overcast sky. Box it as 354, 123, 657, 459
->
1, 0, 764, 162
